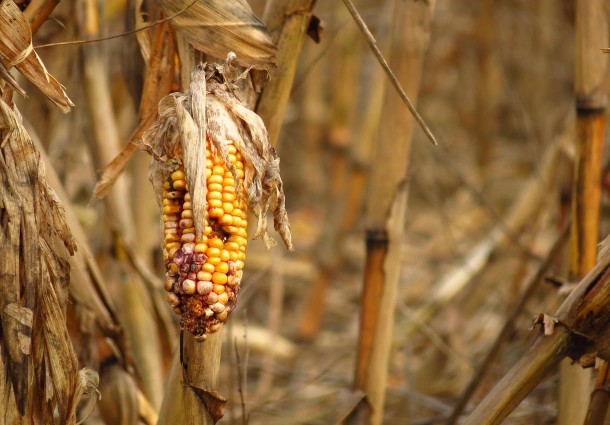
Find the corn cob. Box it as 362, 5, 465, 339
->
162, 140, 247, 336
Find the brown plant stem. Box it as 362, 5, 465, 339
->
347, 1, 436, 423
341, 0, 438, 146
464, 233, 610, 424
23, 0, 60, 35
570, 0, 608, 422
257, 0, 316, 147
157, 332, 225, 424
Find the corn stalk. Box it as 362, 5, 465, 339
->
347, 1, 436, 424
257, 0, 317, 147
464, 230, 610, 425
574, 0, 609, 423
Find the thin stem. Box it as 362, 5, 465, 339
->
342, 0, 438, 146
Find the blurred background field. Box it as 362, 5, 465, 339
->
6, 0, 606, 424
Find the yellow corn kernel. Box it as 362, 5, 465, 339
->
208, 191, 222, 200
220, 250, 230, 262
218, 292, 229, 305
173, 179, 186, 190
202, 263, 215, 274
218, 216, 232, 227
222, 192, 235, 202
208, 199, 223, 208
222, 202, 234, 213
209, 238, 223, 249
207, 247, 221, 259
208, 183, 223, 192
224, 241, 240, 252
208, 174, 223, 185
213, 283, 226, 294
209, 207, 224, 218
216, 262, 229, 274
197, 271, 213, 281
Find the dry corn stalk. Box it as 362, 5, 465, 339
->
144, 57, 292, 337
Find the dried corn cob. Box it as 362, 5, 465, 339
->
162, 140, 248, 335
147, 60, 293, 338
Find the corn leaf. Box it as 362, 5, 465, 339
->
159, 0, 276, 69
0, 0, 73, 112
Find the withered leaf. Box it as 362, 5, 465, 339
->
0, 0, 73, 112
189, 386, 227, 424
0, 97, 82, 423
159, 0, 276, 69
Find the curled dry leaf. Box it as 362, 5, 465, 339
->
531, 313, 560, 336
159, 0, 276, 69
144, 58, 292, 335
0, 0, 73, 112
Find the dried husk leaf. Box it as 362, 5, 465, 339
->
0, 98, 86, 423
0, 0, 73, 112
159, 0, 276, 70
145, 60, 292, 250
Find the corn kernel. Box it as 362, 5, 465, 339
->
208, 191, 222, 200
208, 182, 223, 192
173, 179, 186, 190
212, 272, 227, 285
222, 192, 235, 202
219, 215, 233, 226
216, 262, 229, 274
182, 279, 196, 294
209, 207, 224, 218
197, 280, 213, 295
208, 175, 223, 186
208, 199, 223, 208
202, 263, 215, 273
195, 243, 208, 253
218, 292, 229, 304
225, 241, 240, 252
213, 284, 226, 294
220, 249, 230, 262
197, 271, 212, 281
207, 247, 221, 258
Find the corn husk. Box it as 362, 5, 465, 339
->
159, 0, 276, 70
146, 59, 292, 250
